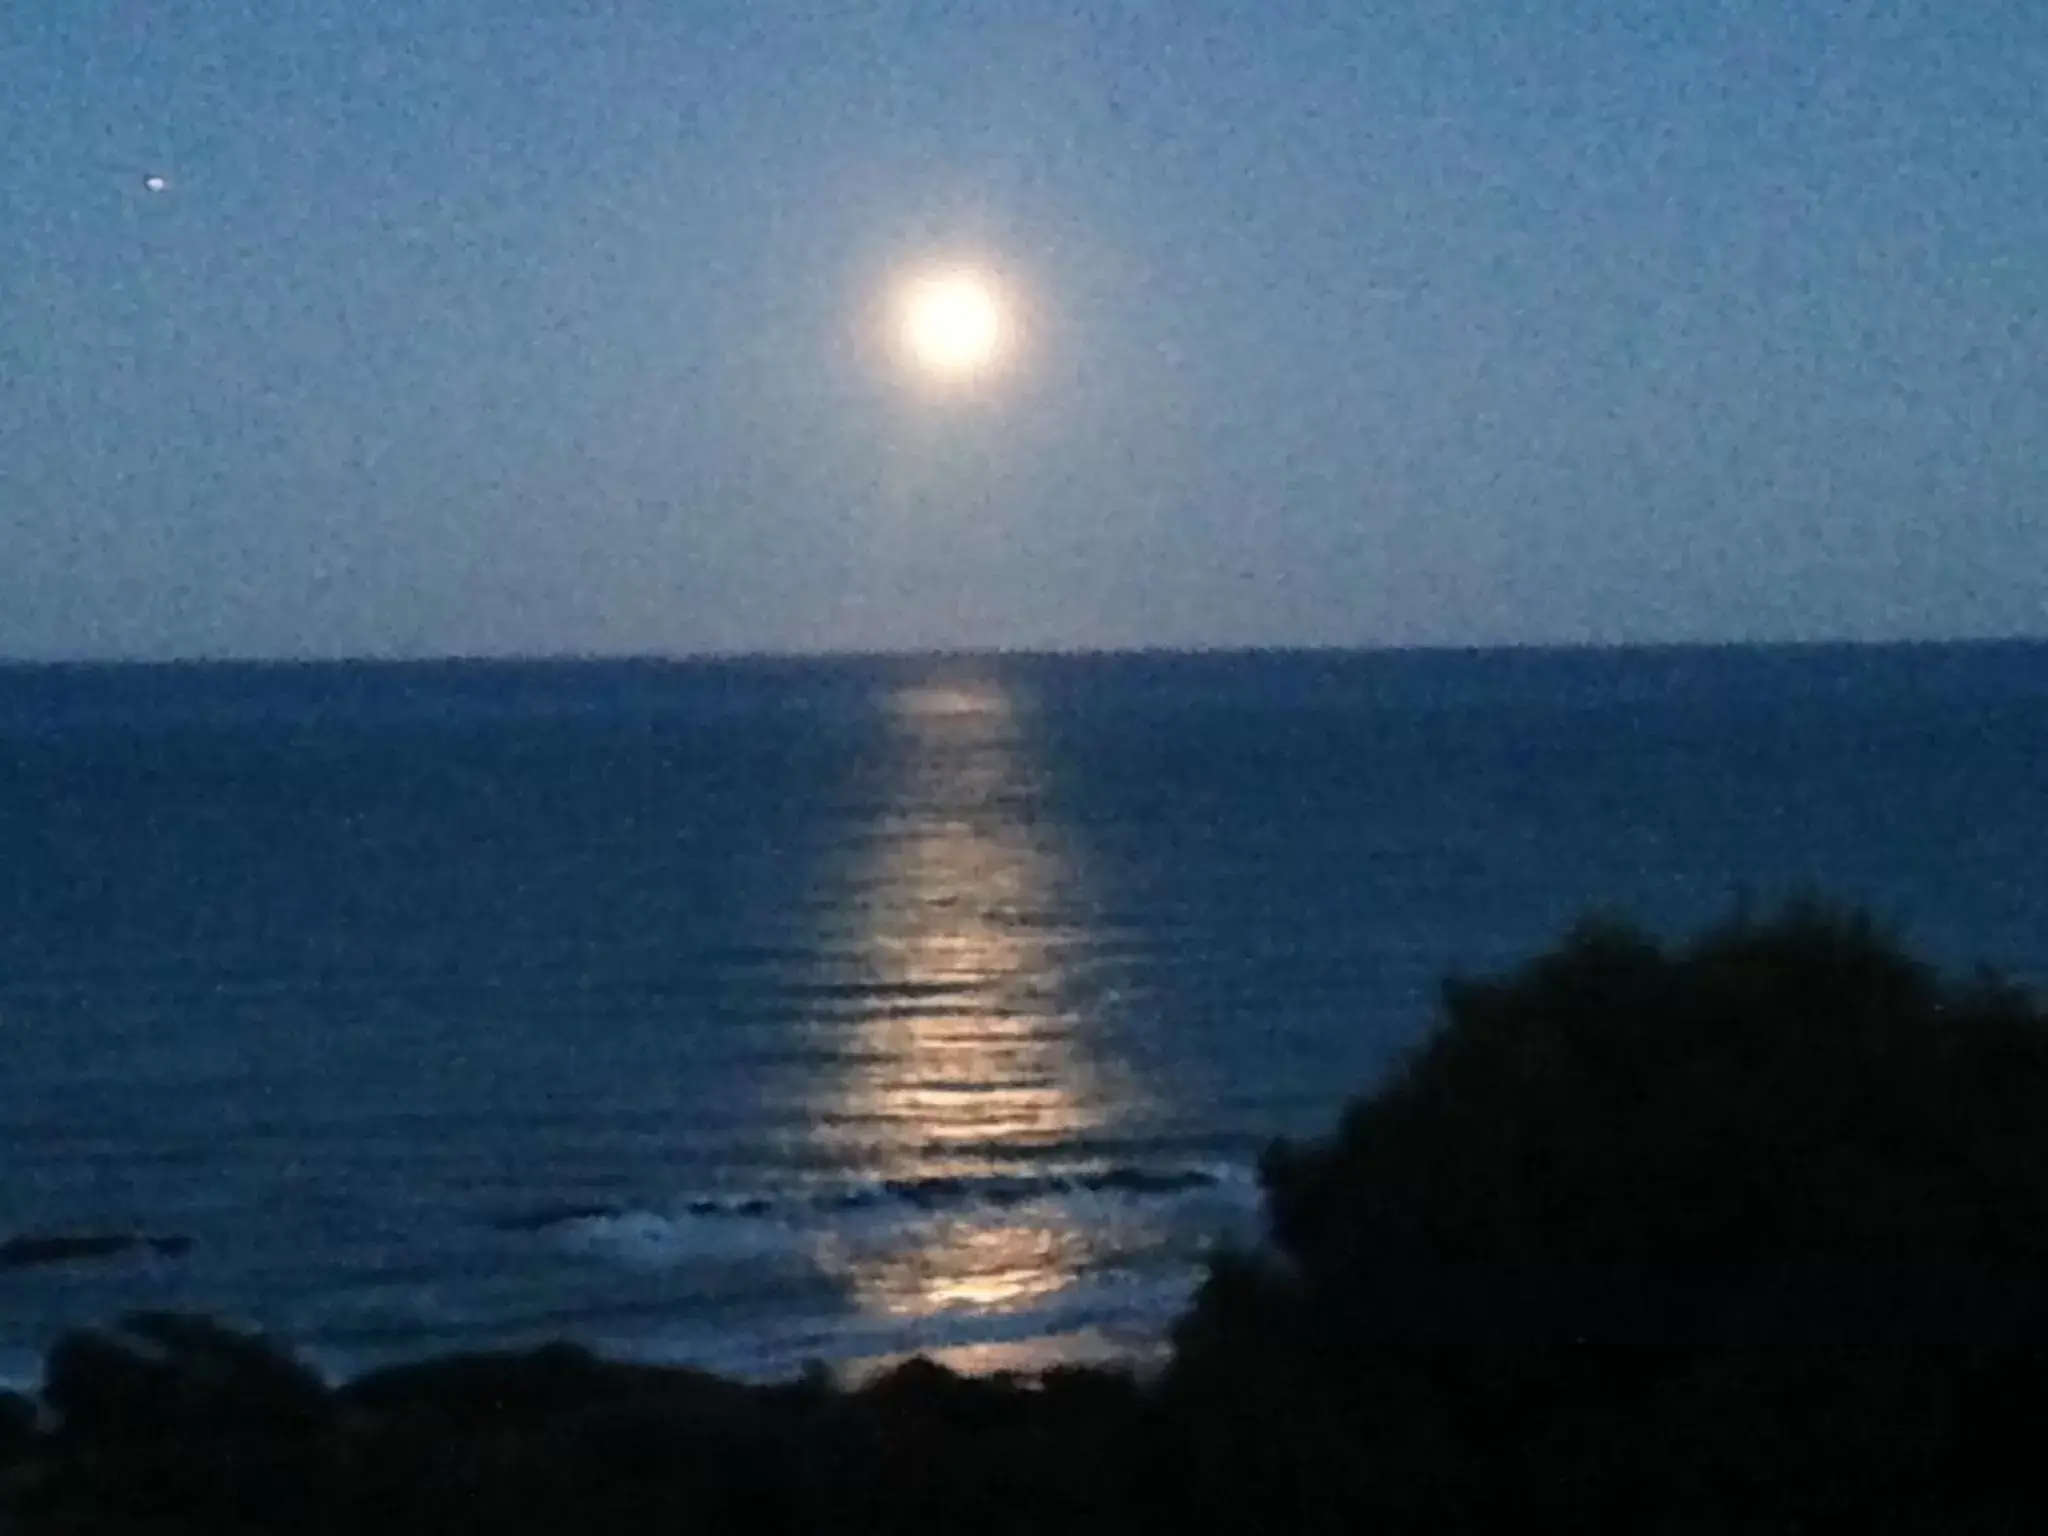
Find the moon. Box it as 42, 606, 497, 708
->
895, 266, 1014, 384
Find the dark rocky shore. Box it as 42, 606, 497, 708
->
10, 902, 2048, 1534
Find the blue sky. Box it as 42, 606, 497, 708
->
3, 1, 2043, 658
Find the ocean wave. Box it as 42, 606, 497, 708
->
601, 1273, 1192, 1382
490, 1160, 1255, 1241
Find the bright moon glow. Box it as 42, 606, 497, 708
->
896, 268, 1012, 382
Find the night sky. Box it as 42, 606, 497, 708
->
5, 2, 2044, 659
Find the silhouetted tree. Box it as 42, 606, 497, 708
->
1169, 901, 2048, 1532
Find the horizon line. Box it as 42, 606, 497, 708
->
2, 632, 2045, 670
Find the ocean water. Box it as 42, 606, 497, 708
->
1, 644, 2044, 1386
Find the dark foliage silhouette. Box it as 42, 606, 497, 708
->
1168, 901, 2048, 1531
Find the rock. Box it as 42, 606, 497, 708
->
1, 1233, 137, 1269
0, 1232, 192, 1270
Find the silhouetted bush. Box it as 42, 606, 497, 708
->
1170, 900, 2048, 1531
43, 1312, 330, 1446
21, 1314, 337, 1531
337, 1339, 693, 1430
327, 1344, 834, 1536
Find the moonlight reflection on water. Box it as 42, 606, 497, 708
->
815, 674, 1130, 1321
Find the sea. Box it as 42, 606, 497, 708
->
1, 643, 2044, 1389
